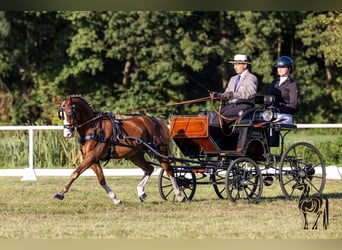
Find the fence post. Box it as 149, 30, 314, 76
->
21, 127, 37, 181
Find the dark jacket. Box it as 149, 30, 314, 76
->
268, 77, 299, 114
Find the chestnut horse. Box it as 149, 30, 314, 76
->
55, 95, 185, 204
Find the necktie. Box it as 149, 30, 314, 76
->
234, 74, 241, 92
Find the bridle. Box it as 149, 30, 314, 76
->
58, 99, 103, 131
58, 102, 78, 132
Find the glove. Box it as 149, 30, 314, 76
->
210, 92, 222, 99
222, 91, 234, 100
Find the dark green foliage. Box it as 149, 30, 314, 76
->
0, 11, 341, 124
317, 139, 342, 166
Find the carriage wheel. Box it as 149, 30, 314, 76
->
158, 168, 196, 201
212, 168, 228, 199
279, 142, 326, 199
225, 157, 263, 203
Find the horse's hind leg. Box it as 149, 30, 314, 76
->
323, 198, 329, 229
160, 161, 186, 202
91, 163, 122, 205
155, 117, 185, 202
157, 151, 185, 201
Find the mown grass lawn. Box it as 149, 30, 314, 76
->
0, 176, 341, 240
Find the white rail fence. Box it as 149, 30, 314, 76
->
0, 124, 341, 181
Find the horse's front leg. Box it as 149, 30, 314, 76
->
91, 163, 122, 205
303, 213, 308, 230
312, 211, 322, 230
54, 157, 93, 200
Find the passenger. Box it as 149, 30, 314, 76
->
268, 56, 299, 124
209, 54, 258, 140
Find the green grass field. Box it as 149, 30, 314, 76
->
0, 176, 341, 239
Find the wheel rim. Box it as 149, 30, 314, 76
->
279, 142, 326, 199
225, 157, 263, 203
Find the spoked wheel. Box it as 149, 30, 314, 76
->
279, 142, 326, 199
158, 168, 196, 201
225, 157, 263, 203
212, 168, 227, 199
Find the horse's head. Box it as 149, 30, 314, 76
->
58, 96, 79, 138
58, 95, 95, 138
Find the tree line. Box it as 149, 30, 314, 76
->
0, 11, 341, 125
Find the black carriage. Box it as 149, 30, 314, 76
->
158, 95, 326, 203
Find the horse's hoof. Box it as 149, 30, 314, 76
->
139, 193, 147, 202
54, 193, 64, 200
113, 199, 122, 205
177, 196, 187, 202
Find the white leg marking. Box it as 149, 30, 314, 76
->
102, 184, 122, 205
137, 174, 150, 202
170, 176, 185, 202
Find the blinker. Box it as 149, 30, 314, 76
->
58, 108, 65, 120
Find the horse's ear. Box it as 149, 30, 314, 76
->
54, 96, 63, 105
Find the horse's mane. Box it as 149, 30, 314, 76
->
68, 95, 95, 112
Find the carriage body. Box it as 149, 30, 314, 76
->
170, 113, 269, 159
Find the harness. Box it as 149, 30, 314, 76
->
59, 96, 168, 164
77, 113, 166, 163
77, 113, 117, 160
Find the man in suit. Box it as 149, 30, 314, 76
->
209, 54, 258, 140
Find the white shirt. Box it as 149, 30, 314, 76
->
279, 76, 288, 86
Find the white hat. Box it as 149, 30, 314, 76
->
229, 54, 251, 64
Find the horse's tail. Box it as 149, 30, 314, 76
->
323, 197, 329, 229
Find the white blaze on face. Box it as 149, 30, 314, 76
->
62, 110, 74, 138
60, 102, 74, 138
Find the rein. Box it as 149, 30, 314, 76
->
67, 94, 248, 143
116, 96, 210, 115
77, 113, 110, 129
209, 94, 239, 136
